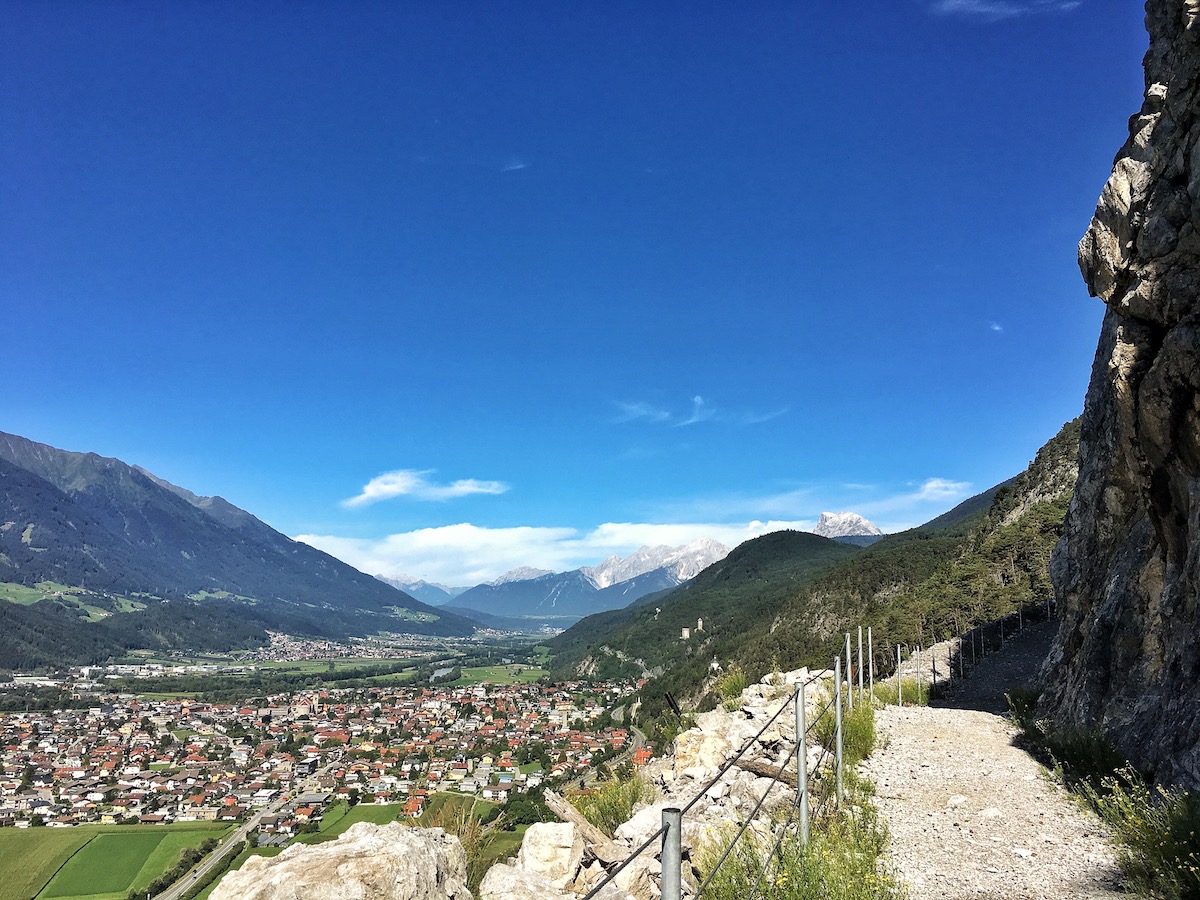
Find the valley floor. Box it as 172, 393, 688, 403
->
861, 623, 1125, 899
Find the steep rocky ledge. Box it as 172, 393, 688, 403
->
1041, 0, 1200, 787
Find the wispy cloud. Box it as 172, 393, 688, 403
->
342, 469, 509, 508
854, 477, 973, 524
615, 396, 785, 428
500, 157, 529, 172
929, 0, 1081, 20
677, 395, 715, 426
615, 401, 673, 424
989, 321, 1004, 333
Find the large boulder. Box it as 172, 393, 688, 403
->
515, 821, 584, 890
209, 822, 470, 900
1041, 0, 1200, 787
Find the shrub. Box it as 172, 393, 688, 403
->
1084, 768, 1200, 900
429, 799, 505, 892
716, 664, 750, 712
1008, 703, 1200, 897
814, 696, 876, 769
872, 677, 929, 707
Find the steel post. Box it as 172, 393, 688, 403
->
857, 625, 864, 701
796, 681, 809, 846
845, 633, 853, 710
834, 656, 843, 807
661, 807, 682, 900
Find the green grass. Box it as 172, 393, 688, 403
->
0, 828, 92, 900
715, 663, 750, 711
871, 677, 929, 708
41, 831, 167, 897
695, 791, 902, 900
448, 664, 547, 686
696, 719, 897, 900
570, 774, 658, 837
291, 799, 452, 845
0, 580, 79, 605
1084, 769, 1200, 900
0, 822, 228, 900
417, 793, 497, 827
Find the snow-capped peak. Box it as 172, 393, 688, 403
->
811, 511, 883, 538
582, 538, 730, 589
491, 566, 555, 585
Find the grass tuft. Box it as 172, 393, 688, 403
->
696, 781, 902, 900
1084, 768, 1200, 900
570, 773, 658, 838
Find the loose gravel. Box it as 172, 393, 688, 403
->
859, 622, 1127, 899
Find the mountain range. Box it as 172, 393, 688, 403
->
377, 519, 883, 623
0, 431, 472, 668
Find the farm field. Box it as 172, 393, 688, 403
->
449, 664, 547, 686
0, 822, 229, 900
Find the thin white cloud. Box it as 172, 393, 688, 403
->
500, 157, 529, 172
615, 395, 784, 427
677, 395, 715, 427
342, 469, 509, 508
930, 0, 1081, 20
989, 321, 1004, 333
615, 401, 672, 424
853, 477, 973, 528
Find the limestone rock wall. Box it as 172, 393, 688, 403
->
1041, 0, 1200, 787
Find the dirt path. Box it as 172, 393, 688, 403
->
859, 622, 1127, 899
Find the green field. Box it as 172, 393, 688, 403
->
449, 664, 547, 686
0, 822, 229, 900
0, 581, 79, 605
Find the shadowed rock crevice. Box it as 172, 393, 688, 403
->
1041, 0, 1200, 788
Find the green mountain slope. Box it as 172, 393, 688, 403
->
547, 530, 860, 688
0, 431, 474, 666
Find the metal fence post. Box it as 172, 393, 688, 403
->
867, 626, 874, 698
857, 626, 864, 701
844, 633, 853, 711
661, 807, 682, 900
895, 644, 902, 706
834, 656, 843, 808
917, 646, 923, 701
796, 681, 809, 846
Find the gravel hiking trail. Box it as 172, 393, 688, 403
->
860, 621, 1127, 899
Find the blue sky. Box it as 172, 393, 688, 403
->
2, 1, 1146, 587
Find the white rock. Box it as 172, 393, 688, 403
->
479, 864, 573, 900
516, 821, 584, 889
209, 822, 469, 900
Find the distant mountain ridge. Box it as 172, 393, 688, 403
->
448, 538, 732, 620
0, 431, 472, 667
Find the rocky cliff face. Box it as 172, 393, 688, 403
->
1041, 0, 1200, 787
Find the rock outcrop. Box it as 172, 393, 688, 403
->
1041, 0, 1200, 787
209, 822, 470, 900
